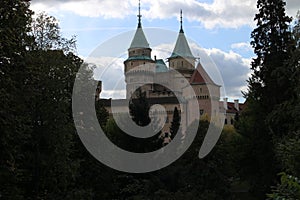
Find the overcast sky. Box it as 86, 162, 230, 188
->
30, 0, 300, 102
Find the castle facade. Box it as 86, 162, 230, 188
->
97, 8, 245, 135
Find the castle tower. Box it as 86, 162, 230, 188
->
168, 10, 196, 80
124, 0, 155, 98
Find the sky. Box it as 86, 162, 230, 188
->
30, 0, 300, 102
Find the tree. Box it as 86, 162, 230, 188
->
31, 12, 76, 53
129, 88, 151, 127
95, 100, 109, 128
1, 2, 84, 199
236, 0, 295, 198
249, 0, 294, 112
0, 0, 33, 199
24, 11, 85, 196
267, 172, 300, 200
169, 107, 180, 140
23, 50, 83, 199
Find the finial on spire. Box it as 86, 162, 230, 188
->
180, 9, 184, 33
137, 0, 142, 28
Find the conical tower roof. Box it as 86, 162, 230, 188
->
169, 10, 195, 59
129, 1, 150, 49
129, 27, 149, 49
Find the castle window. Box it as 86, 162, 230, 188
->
225, 119, 228, 124
200, 109, 204, 115
200, 88, 202, 93
181, 61, 183, 67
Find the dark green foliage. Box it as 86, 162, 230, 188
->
235, 100, 276, 197
236, 1, 300, 198
249, 0, 294, 115
0, 3, 89, 198
275, 131, 300, 178
105, 115, 161, 153
95, 100, 109, 128
0, 0, 33, 199
31, 12, 76, 52
22, 50, 82, 199
169, 106, 180, 140
267, 172, 300, 200
129, 88, 151, 127
237, 0, 295, 198
100, 119, 236, 199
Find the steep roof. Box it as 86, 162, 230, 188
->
169, 31, 195, 59
190, 62, 217, 85
169, 10, 195, 59
129, 27, 150, 49
129, 0, 150, 49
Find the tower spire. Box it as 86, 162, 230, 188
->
137, 0, 142, 28
180, 9, 184, 33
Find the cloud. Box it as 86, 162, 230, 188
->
86, 56, 125, 89
31, 0, 298, 29
286, 0, 300, 18
189, 44, 251, 99
207, 49, 251, 99
142, 0, 257, 29
30, 0, 300, 29
30, 0, 135, 18
231, 42, 252, 52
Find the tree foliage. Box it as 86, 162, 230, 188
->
170, 106, 180, 140
31, 12, 76, 53
0, 0, 33, 198
129, 88, 151, 127
267, 172, 300, 200
236, 0, 297, 198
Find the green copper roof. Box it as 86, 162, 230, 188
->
125, 55, 153, 62
129, 27, 150, 49
169, 31, 195, 59
155, 59, 168, 73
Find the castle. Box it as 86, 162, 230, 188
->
97, 5, 245, 135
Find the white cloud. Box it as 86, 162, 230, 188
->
231, 42, 252, 52
101, 89, 126, 99
31, 0, 300, 29
191, 46, 251, 99
86, 56, 125, 90
286, 0, 300, 18
142, 0, 257, 29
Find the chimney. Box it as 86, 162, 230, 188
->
223, 98, 228, 110
154, 55, 157, 61
234, 99, 239, 111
